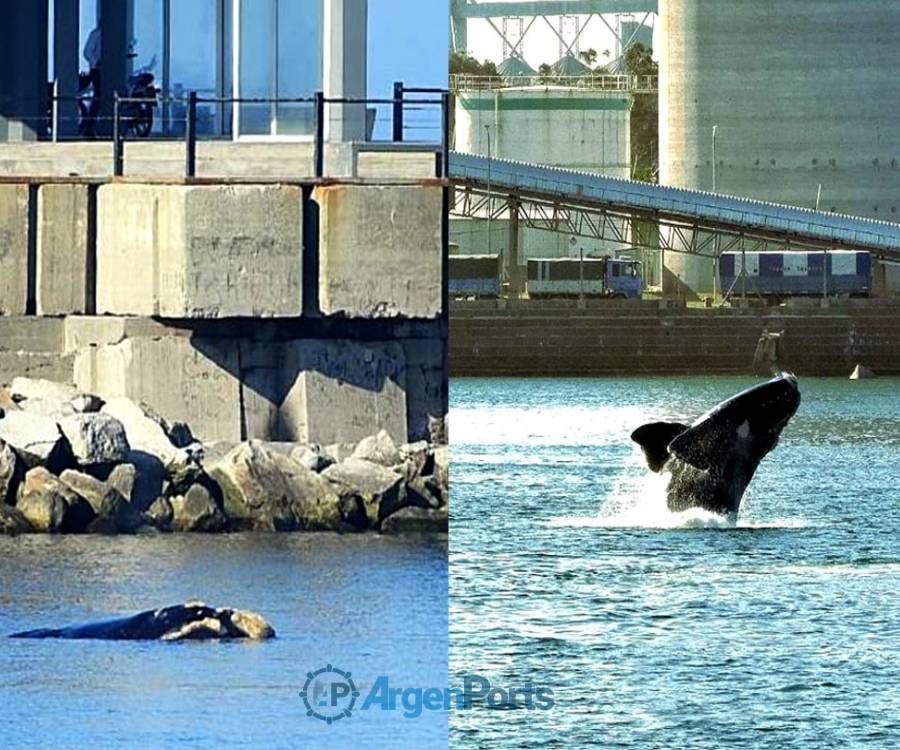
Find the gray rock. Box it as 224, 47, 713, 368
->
398, 440, 432, 481
433, 445, 448, 493
146, 496, 174, 529
16, 467, 95, 533
0, 502, 32, 535
428, 414, 448, 445
323, 458, 406, 526
380, 506, 448, 534
322, 442, 357, 464
9, 377, 79, 405
107, 463, 136, 502
59, 469, 142, 534
407, 476, 443, 510
352, 429, 401, 467
290, 444, 332, 473
58, 413, 130, 466
69, 394, 104, 414
100, 397, 187, 469
0, 441, 18, 505
209, 441, 364, 532
0, 411, 71, 471
170, 484, 227, 533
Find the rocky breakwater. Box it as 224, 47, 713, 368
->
0, 377, 447, 536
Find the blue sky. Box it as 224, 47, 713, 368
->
367, 0, 448, 94
367, 0, 448, 141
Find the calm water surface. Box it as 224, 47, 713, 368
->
450, 376, 900, 749
0, 533, 447, 749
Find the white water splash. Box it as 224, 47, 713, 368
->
548, 452, 814, 530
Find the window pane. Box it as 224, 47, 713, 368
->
275, 0, 323, 135
239, 0, 275, 135
171, 0, 217, 134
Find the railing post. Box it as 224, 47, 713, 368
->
392, 81, 404, 142
314, 91, 325, 178
51, 79, 58, 143
112, 92, 123, 177
441, 90, 450, 179
185, 90, 197, 178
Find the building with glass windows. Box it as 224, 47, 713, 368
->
1, 0, 366, 141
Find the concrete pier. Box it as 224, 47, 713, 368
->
0, 175, 447, 444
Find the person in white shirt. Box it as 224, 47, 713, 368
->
82, 23, 102, 134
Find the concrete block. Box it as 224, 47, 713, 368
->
241, 338, 408, 445
0, 184, 30, 315
73, 335, 242, 442
281, 339, 408, 445
37, 184, 90, 315
400, 337, 445, 442
317, 184, 443, 318
63, 315, 186, 354
96, 184, 303, 317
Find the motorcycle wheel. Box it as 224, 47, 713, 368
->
126, 103, 154, 138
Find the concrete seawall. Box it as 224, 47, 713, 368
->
450, 299, 900, 377
0, 177, 447, 444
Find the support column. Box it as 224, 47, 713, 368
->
325, 0, 368, 142
507, 195, 525, 296
97, 0, 130, 137
0, 1, 49, 141
54, 0, 80, 138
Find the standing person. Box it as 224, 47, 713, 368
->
82, 22, 102, 135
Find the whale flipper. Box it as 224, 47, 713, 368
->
630, 422, 689, 472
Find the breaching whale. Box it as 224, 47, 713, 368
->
631, 374, 800, 516
9, 601, 275, 641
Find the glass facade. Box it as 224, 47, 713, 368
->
72, 0, 325, 138
237, 0, 324, 137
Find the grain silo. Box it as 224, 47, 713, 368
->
659, 0, 900, 294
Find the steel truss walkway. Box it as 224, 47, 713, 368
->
449, 152, 900, 262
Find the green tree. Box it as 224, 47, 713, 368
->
578, 48, 598, 67
449, 52, 499, 77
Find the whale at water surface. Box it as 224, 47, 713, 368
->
9, 602, 275, 641
631, 374, 801, 517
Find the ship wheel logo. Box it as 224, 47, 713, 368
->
300, 664, 360, 724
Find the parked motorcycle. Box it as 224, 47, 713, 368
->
78, 54, 159, 138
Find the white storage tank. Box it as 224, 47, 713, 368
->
659, 0, 900, 295
455, 86, 632, 177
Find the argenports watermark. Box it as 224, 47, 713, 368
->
300, 664, 555, 723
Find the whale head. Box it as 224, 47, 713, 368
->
631, 374, 800, 514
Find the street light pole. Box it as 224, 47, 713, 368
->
712, 124, 718, 192
485, 123, 492, 254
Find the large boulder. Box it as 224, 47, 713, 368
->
100, 398, 188, 511
209, 441, 365, 531
380, 506, 448, 534
322, 458, 406, 526
170, 484, 227, 533
100, 397, 186, 468
59, 469, 142, 533
9, 377, 79, 406
0, 441, 18, 505
16, 467, 95, 533
0, 411, 71, 471
8, 378, 99, 420
290, 444, 332, 473
146, 496, 174, 530
351, 430, 401, 467
0, 502, 32, 535
433, 445, 448, 494
107, 463, 136, 502
58, 413, 130, 466
0, 387, 20, 416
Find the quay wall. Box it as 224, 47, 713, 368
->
449, 299, 900, 377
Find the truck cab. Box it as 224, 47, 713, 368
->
606, 259, 642, 299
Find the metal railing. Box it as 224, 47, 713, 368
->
7, 82, 450, 180
450, 73, 658, 93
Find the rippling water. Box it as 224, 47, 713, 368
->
450, 376, 900, 749
0, 533, 447, 749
